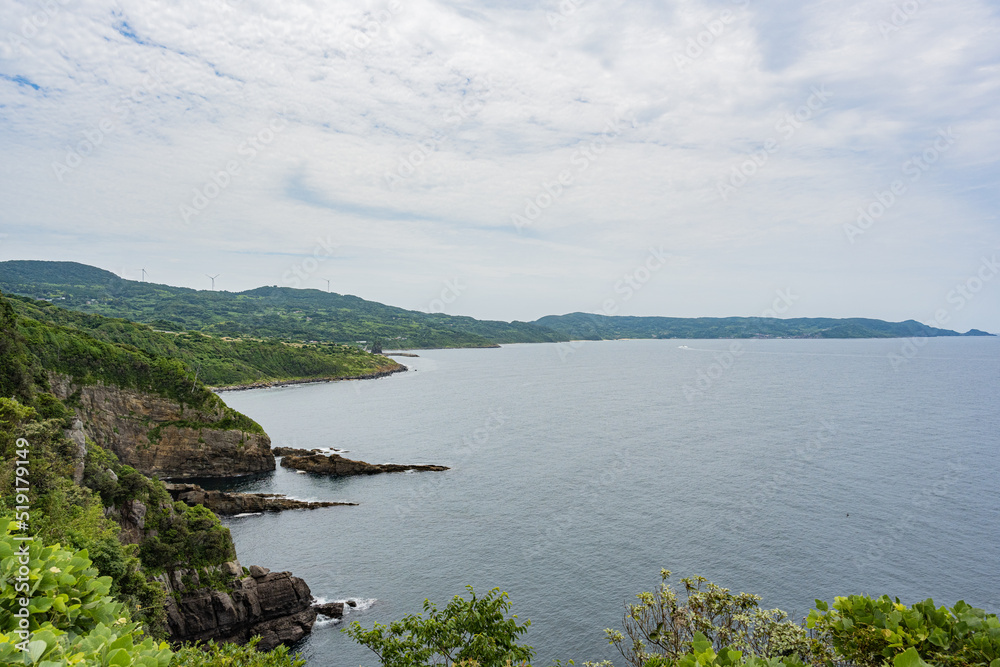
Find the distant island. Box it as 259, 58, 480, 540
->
0, 260, 992, 348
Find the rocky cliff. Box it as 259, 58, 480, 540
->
155, 562, 317, 651
49, 373, 274, 479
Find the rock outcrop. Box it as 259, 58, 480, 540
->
164, 483, 357, 514
280, 453, 449, 476
48, 373, 274, 479
313, 601, 344, 619
271, 446, 321, 457
155, 562, 317, 651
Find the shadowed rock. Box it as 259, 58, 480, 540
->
165, 483, 357, 514
280, 453, 449, 476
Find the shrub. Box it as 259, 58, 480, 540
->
169, 637, 305, 666
346, 586, 533, 667
605, 570, 816, 667
0, 518, 172, 666
807, 594, 1000, 667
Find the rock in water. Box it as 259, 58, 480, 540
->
314, 601, 345, 619
280, 453, 449, 476
164, 483, 357, 514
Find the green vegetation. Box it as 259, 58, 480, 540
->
346, 586, 533, 667
0, 521, 304, 666
606, 571, 819, 665
808, 595, 1000, 667
0, 519, 173, 666
533, 313, 991, 341
8, 293, 402, 389
0, 261, 563, 349
0, 295, 307, 663
170, 638, 305, 666
2, 261, 991, 347
346, 576, 1000, 667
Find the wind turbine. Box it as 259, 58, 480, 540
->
324, 279, 331, 292
140, 268, 148, 282
206, 274, 220, 290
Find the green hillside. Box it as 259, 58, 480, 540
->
533, 312, 993, 340
1, 261, 991, 345
4, 292, 401, 388
0, 260, 565, 348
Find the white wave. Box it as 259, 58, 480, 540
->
231, 512, 263, 518
314, 616, 343, 628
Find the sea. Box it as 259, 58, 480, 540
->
213, 338, 1000, 666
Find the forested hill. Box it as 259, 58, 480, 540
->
0, 260, 566, 348
534, 312, 994, 340
1, 260, 992, 344
3, 292, 402, 388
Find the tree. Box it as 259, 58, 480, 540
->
345, 586, 533, 667
605, 570, 815, 666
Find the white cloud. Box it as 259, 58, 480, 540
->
1, 0, 998, 331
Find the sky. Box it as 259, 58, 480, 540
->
1, 0, 999, 332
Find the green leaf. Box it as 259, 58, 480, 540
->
27, 639, 47, 663
107, 648, 132, 666
893, 647, 930, 667
815, 599, 828, 612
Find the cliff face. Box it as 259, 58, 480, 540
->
49, 373, 274, 478
155, 563, 317, 651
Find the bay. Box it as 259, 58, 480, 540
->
217, 338, 1000, 666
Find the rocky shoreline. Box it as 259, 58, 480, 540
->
164, 482, 358, 514
157, 562, 317, 651
212, 364, 408, 392
280, 452, 449, 476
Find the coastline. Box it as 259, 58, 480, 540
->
212, 364, 409, 392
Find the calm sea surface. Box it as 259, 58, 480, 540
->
216, 338, 1000, 666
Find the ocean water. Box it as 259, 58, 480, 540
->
216, 338, 1000, 666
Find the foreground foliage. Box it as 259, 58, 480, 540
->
0, 519, 173, 666
606, 570, 820, 666
808, 595, 1000, 667
346, 576, 1000, 667
346, 586, 533, 667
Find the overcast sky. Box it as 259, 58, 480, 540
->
1, 0, 998, 332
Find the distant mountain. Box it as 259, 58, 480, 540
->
0, 260, 565, 348
532, 312, 994, 340
0, 261, 991, 347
